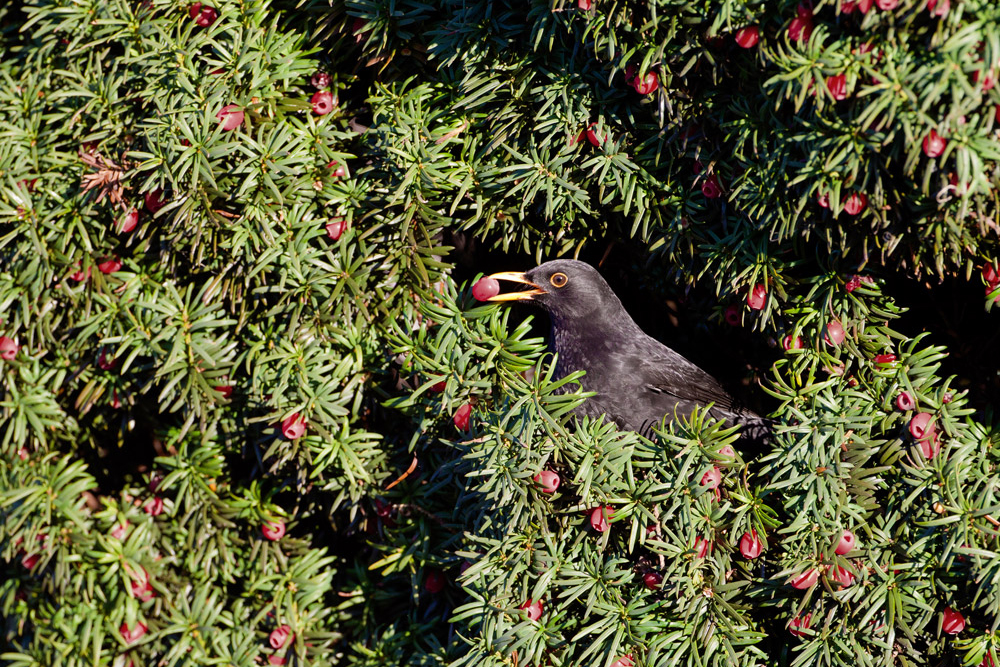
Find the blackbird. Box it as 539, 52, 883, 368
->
487, 259, 771, 441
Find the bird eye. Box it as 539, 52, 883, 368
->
550, 272, 568, 288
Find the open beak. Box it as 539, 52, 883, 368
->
486, 271, 546, 302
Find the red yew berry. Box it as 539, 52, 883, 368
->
269, 625, 293, 650
130, 572, 155, 602
520, 599, 543, 621
788, 613, 812, 637
429, 380, 446, 393
633, 72, 659, 95
923, 129, 947, 157
311, 90, 334, 115
585, 123, 604, 147
262, 519, 286, 541
590, 506, 612, 532
189, 3, 218, 26
0, 336, 18, 360
118, 209, 139, 234
788, 14, 814, 42
216, 104, 243, 131
895, 391, 915, 411
18, 447, 29, 460
611, 656, 635, 667
782, 334, 803, 351
215, 384, 233, 399
843, 192, 867, 216
816, 192, 830, 208
927, 0, 949, 17
826, 73, 848, 100
942, 607, 965, 634
533, 470, 560, 494
311, 71, 331, 89
623, 64, 637, 86
472, 276, 500, 301
835, 529, 856, 555
98, 257, 123, 274
824, 321, 845, 346
973, 69, 997, 92
874, 353, 896, 365
643, 571, 663, 589
694, 536, 711, 558
425, 570, 446, 593
876, 0, 898, 8
701, 466, 722, 490
325, 218, 346, 240
747, 284, 767, 310
718, 444, 736, 460
734, 26, 759, 48
110, 521, 129, 540
577, 0, 592, 9
69, 264, 89, 282
740, 530, 763, 559
453, 403, 472, 431
844, 275, 861, 292
281, 413, 306, 439
831, 565, 855, 587
98, 350, 118, 370
790, 568, 819, 589
144, 189, 166, 214
120, 621, 147, 645
144, 497, 164, 516
268, 657, 287, 667
327, 160, 347, 177
983, 263, 1000, 287
21, 552, 40, 570
724, 304, 741, 326
701, 174, 721, 198
909, 412, 935, 440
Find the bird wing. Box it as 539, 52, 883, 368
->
631, 341, 742, 416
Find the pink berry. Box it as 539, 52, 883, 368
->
734, 26, 759, 48
424, 569, 445, 593
876, 0, 898, 8
834, 529, 856, 555
520, 599, 543, 621
693, 536, 711, 558
701, 174, 722, 198
98, 257, 122, 274
909, 412, 935, 440
927, 0, 949, 17
0, 336, 18, 360
843, 192, 867, 216
216, 104, 243, 131
311, 90, 334, 115
747, 284, 767, 310
98, 349, 118, 370
874, 353, 896, 365
824, 321, 845, 346
633, 72, 659, 95
844, 275, 861, 292
577, 0, 592, 9
262, 519, 286, 541
942, 607, 965, 634
269, 625, 293, 649
700, 466, 722, 490
782, 334, 803, 351
472, 276, 500, 301
816, 191, 830, 208
590, 506, 612, 532
327, 160, 347, 177
611, 656, 635, 667
118, 208, 139, 234
325, 218, 346, 240
718, 445, 736, 460
144, 497, 163, 516
724, 304, 741, 326
831, 565, 855, 587
453, 403, 472, 431
788, 613, 812, 637
429, 380, 446, 393
110, 521, 129, 540
215, 385, 233, 399
533, 470, 560, 494
120, 621, 147, 645
643, 571, 663, 589
311, 71, 331, 89
788, 15, 814, 42
144, 189, 166, 214
21, 552, 40, 569
789, 568, 819, 589
984, 263, 1000, 287
281, 413, 306, 439
189, 2, 217, 26
585, 123, 603, 147
923, 130, 947, 158
895, 391, 915, 411
623, 64, 637, 86
740, 531, 763, 559
826, 73, 848, 100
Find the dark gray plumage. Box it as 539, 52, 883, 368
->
489, 259, 770, 440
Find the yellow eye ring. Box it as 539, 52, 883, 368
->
550, 272, 568, 288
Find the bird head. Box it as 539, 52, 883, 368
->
487, 259, 625, 325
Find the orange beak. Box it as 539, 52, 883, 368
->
486, 271, 546, 301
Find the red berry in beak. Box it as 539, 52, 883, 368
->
472, 276, 500, 301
